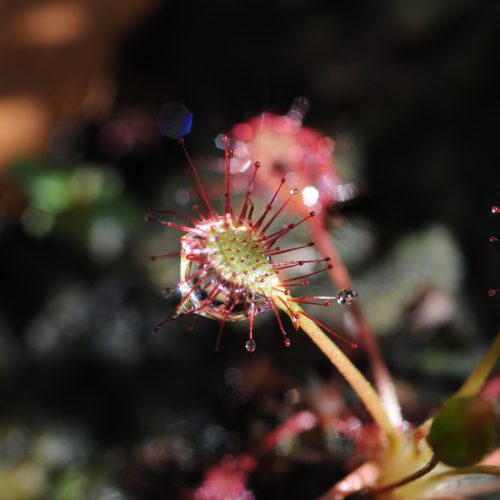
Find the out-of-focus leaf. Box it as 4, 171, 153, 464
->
427, 396, 497, 467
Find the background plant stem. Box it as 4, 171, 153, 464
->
457, 333, 500, 397
308, 215, 403, 427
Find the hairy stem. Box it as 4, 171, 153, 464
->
308, 216, 403, 427
278, 299, 399, 444
457, 333, 500, 397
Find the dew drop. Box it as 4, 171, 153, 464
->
336, 288, 359, 305
489, 236, 498, 242
284, 338, 292, 347
488, 289, 497, 297
491, 206, 500, 214
245, 339, 256, 352
214, 133, 233, 150
291, 188, 299, 195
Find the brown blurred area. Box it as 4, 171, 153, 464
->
0, 0, 159, 176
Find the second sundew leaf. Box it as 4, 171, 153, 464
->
427, 396, 497, 468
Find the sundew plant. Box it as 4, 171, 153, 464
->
150, 103, 500, 499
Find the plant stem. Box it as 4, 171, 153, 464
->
278, 299, 399, 444
309, 216, 403, 427
361, 455, 440, 496
457, 333, 500, 397
430, 464, 500, 480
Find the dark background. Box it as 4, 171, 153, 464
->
0, 1, 499, 498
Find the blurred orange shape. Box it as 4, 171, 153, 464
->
0, 96, 49, 170
12, 2, 90, 47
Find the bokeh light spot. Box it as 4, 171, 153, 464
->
158, 102, 193, 139
302, 186, 319, 206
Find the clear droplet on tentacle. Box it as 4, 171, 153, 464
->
214, 133, 234, 151
336, 288, 359, 305
245, 339, 256, 352
491, 205, 500, 214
